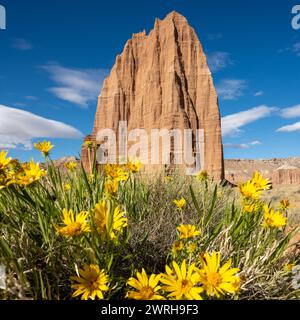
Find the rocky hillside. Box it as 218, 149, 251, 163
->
225, 157, 300, 185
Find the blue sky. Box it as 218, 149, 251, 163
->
0, 0, 300, 162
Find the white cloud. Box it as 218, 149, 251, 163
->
42, 63, 107, 108
48, 87, 89, 106
224, 143, 249, 149
0, 104, 83, 150
254, 91, 264, 97
224, 140, 262, 149
280, 104, 300, 118
277, 122, 300, 133
222, 105, 276, 136
250, 140, 262, 146
216, 79, 246, 100
12, 38, 33, 51
206, 51, 232, 72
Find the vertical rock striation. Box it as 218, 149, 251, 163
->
272, 165, 300, 185
82, 11, 224, 180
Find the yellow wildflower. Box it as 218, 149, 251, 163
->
251, 171, 271, 191
177, 224, 200, 240
17, 160, 46, 186
262, 205, 287, 229
0, 174, 8, 190
104, 179, 118, 196
0, 169, 16, 190
240, 172, 270, 201
110, 206, 128, 240
84, 140, 93, 149
93, 200, 127, 240
284, 263, 296, 273
280, 199, 290, 210
0, 159, 21, 190
172, 241, 184, 255
188, 242, 197, 254
0, 150, 11, 170
196, 170, 208, 182
242, 201, 260, 214
239, 181, 261, 200
64, 183, 71, 191
198, 252, 240, 298
105, 164, 129, 181
173, 197, 186, 210
164, 175, 173, 182
64, 161, 77, 171
127, 159, 142, 173
34, 140, 54, 156
54, 209, 90, 237
160, 260, 203, 300
71, 264, 109, 300
127, 269, 164, 300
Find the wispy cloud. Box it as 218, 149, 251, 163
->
222, 106, 276, 136
0, 104, 83, 150
277, 122, 300, 133
206, 51, 233, 72
276, 104, 300, 133
12, 38, 33, 51
250, 140, 262, 146
42, 63, 107, 108
279, 42, 300, 57
224, 143, 249, 149
224, 140, 262, 149
216, 79, 246, 100
280, 104, 300, 118
25, 96, 38, 101
254, 91, 264, 97
292, 42, 300, 57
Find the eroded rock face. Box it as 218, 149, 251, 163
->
272, 165, 300, 185
81, 11, 224, 180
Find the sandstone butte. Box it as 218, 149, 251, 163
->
272, 165, 300, 185
81, 11, 225, 180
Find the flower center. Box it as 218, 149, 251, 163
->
207, 272, 222, 287
181, 279, 192, 294
141, 286, 154, 299
68, 222, 82, 235
88, 278, 100, 290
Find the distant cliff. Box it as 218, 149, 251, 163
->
225, 158, 300, 185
